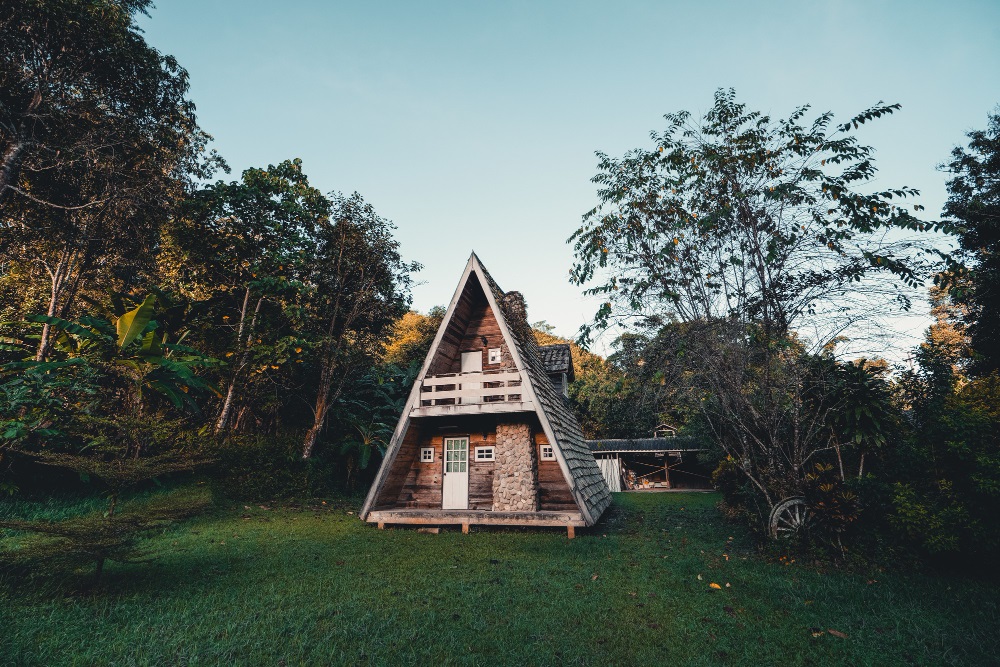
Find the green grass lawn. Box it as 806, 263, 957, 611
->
1, 491, 997, 666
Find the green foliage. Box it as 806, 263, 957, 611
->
382, 307, 444, 368
804, 463, 861, 539
941, 110, 1000, 374
207, 434, 330, 501
888, 361, 1000, 561
570, 89, 945, 345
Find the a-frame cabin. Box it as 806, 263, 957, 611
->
361, 253, 612, 535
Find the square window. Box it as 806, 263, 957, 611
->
420, 447, 434, 463
540, 445, 555, 461
475, 446, 495, 462
488, 347, 502, 364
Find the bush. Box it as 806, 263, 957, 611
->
208, 433, 344, 501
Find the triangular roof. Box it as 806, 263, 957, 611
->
361, 252, 611, 525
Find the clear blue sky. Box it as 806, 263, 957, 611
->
139, 0, 1000, 353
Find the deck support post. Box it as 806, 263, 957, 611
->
567, 525, 575, 539
462, 522, 470, 535
377, 521, 385, 530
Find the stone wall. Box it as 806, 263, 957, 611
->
492, 422, 538, 511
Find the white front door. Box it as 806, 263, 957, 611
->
442, 437, 469, 509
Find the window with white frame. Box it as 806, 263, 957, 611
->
475, 446, 495, 462
540, 445, 555, 461
420, 447, 434, 463
488, 347, 502, 365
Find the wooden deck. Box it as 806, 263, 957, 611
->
366, 508, 586, 529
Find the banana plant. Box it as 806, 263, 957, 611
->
3, 291, 221, 413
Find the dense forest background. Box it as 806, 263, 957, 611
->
1, 1, 998, 580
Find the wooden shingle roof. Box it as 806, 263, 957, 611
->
539, 344, 574, 382
476, 258, 612, 524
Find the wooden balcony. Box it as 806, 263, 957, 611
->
410, 369, 535, 417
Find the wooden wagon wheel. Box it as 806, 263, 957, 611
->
768, 496, 813, 539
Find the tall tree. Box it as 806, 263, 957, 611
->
570, 89, 944, 350
162, 159, 328, 433
301, 193, 414, 459
941, 110, 1000, 374
570, 90, 951, 513
0, 0, 222, 360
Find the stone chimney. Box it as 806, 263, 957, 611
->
503, 291, 527, 325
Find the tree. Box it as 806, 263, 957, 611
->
570, 89, 944, 350
162, 159, 328, 433
570, 90, 949, 519
0, 0, 223, 361
889, 313, 1000, 562
301, 193, 415, 459
383, 307, 445, 369
0, 0, 219, 210
941, 110, 1000, 374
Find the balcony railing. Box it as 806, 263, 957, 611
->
417, 369, 524, 408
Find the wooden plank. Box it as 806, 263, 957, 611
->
423, 371, 522, 387
410, 402, 535, 418
366, 509, 586, 527
397, 433, 443, 508
538, 459, 577, 511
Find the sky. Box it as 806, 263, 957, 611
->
139, 0, 1000, 356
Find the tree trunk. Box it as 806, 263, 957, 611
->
0, 139, 27, 209
36, 253, 68, 361
215, 290, 262, 434
215, 381, 238, 434
303, 383, 330, 460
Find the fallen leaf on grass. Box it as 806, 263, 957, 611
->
697, 574, 703, 580
809, 628, 825, 638
709, 582, 722, 590
591, 573, 599, 580
828, 629, 848, 638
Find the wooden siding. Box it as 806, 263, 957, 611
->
535, 431, 576, 511
388, 416, 577, 513
394, 419, 497, 510
428, 273, 486, 375
371, 422, 421, 510
455, 295, 508, 374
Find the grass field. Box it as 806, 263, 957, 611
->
1, 491, 997, 666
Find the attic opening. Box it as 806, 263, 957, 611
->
426, 270, 509, 377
